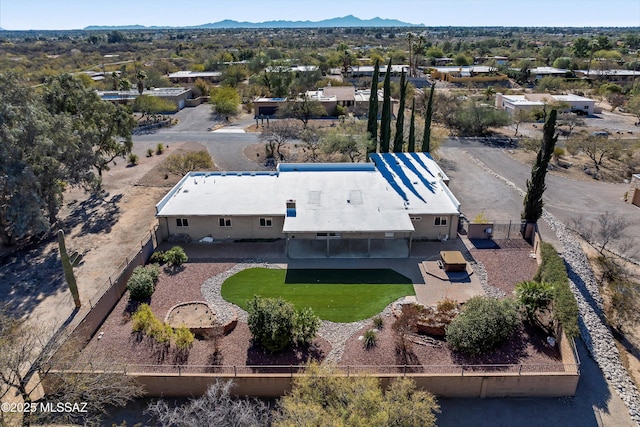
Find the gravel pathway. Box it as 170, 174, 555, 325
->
467, 151, 640, 425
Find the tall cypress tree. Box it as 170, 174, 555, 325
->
393, 70, 407, 152
421, 83, 435, 153
408, 99, 416, 152
522, 109, 558, 223
380, 58, 392, 153
366, 60, 380, 152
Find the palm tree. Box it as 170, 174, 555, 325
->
136, 70, 146, 95
405, 32, 414, 77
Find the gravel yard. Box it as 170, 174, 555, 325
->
80, 249, 561, 373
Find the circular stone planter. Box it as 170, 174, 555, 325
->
165, 301, 237, 339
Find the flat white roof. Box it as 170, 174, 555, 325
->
168, 71, 222, 78
156, 155, 460, 233
552, 94, 595, 103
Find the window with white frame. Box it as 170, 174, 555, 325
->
176, 218, 189, 227
259, 217, 273, 227
218, 217, 232, 227
434, 216, 448, 226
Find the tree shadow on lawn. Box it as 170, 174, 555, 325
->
284, 269, 412, 284
245, 341, 327, 373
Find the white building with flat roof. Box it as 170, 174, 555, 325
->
496, 93, 595, 116
156, 153, 460, 258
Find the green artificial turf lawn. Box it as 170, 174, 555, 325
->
221, 268, 415, 323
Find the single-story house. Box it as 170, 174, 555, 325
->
429, 66, 508, 83
495, 93, 595, 116
96, 87, 193, 110
155, 153, 460, 258
253, 97, 288, 117
168, 71, 222, 84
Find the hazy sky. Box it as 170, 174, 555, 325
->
1, 0, 639, 30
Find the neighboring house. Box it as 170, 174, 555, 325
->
429, 66, 508, 83
96, 87, 193, 110
255, 88, 398, 118
528, 66, 572, 80
155, 153, 460, 258
253, 97, 288, 117
495, 92, 595, 116
575, 69, 640, 84
168, 71, 222, 84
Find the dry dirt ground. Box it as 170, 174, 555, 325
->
0, 140, 208, 334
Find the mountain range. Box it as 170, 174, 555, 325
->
83, 15, 423, 30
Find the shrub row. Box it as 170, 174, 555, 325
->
131, 304, 194, 351
149, 246, 188, 267
534, 242, 579, 338
127, 264, 160, 301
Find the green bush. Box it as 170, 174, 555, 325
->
149, 251, 166, 265
293, 306, 321, 346
146, 148, 154, 157
534, 242, 579, 338
246, 296, 320, 353
515, 281, 554, 321
363, 329, 377, 349
127, 265, 158, 300
128, 153, 139, 165
445, 297, 520, 355
156, 143, 165, 155
164, 246, 188, 267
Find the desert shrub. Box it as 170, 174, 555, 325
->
164, 246, 188, 267
131, 303, 154, 333
128, 153, 139, 165
445, 296, 519, 355
472, 211, 488, 223
515, 281, 554, 322
174, 326, 195, 350
127, 265, 159, 301
534, 242, 579, 338
149, 250, 166, 264
156, 143, 165, 155
373, 315, 384, 329
553, 147, 565, 159
363, 329, 377, 349
146, 148, 153, 157
293, 306, 321, 346
246, 296, 320, 353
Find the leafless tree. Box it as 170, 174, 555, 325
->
300, 128, 322, 162
565, 134, 623, 172
0, 311, 143, 427
260, 119, 302, 161
146, 379, 271, 427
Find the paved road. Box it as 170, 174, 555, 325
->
441, 139, 640, 259
132, 104, 263, 171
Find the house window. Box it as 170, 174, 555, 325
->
434, 216, 448, 227
259, 217, 273, 227
410, 216, 422, 221
218, 217, 232, 227
176, 218, 189, 227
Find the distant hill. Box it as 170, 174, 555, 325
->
84, 15, 423, 30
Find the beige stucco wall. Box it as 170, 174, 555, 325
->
411, 214, 459, 240
129, 370, 578, 399
162, 215, 285, 241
